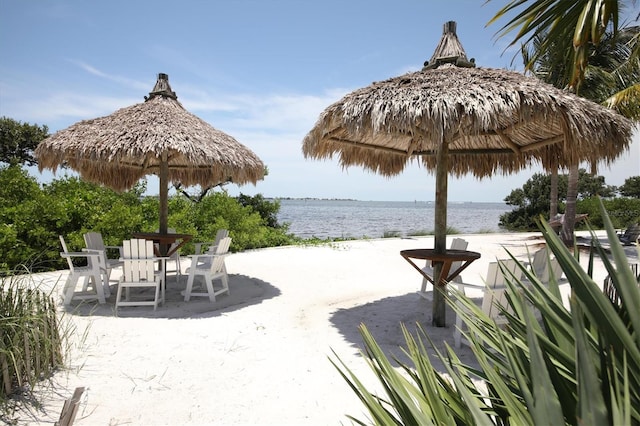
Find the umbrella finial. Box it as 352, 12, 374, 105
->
423, 21, 476, 70
146, 73, 178, 101
443, 21, 456, 35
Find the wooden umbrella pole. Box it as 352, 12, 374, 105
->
159, 152, 169, 255
432, 136, 449, 327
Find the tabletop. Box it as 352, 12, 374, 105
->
400, 248, 481, 285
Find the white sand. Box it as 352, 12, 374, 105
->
12, 231, 639, 425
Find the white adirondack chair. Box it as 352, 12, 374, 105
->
59, 236, 106, 305
453, 259, 524, 348
83, 232, 123, 296
419, 237, 468, 298
526, 248, 563, 285
184, 237, 232, 302
115, 239, 164, 312
193, 229, 229, 255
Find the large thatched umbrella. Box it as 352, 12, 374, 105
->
302, 21, 634, 326
36, 73, 265, 242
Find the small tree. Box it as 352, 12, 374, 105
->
0, 117, 49, 166
619, 176, 640, 198
500, 169, 612, 230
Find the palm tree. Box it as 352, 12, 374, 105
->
496, 2, 640, 244
489, 0, 629, 89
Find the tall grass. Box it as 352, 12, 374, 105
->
0, 271, 65, 402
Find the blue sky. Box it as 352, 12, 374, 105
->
1, 0, 639, 202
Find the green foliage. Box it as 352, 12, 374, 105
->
0, 166, 298, 271
0, 166, 65, 270
619, 176, 640, 198
333, 200, 640, 424
500, 169, 616, 230
578, 197, 640, 229
237, 193, 281, 228
0, 117, 49, 166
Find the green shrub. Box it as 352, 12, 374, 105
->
0, 166, 299, 270
578, 196, 640, 229
333, 199, 640, 425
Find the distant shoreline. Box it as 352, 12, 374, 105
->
269, 197, 506, 204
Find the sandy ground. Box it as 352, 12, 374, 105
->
7, 231, 639, 425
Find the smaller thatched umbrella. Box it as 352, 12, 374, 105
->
36, 73, 265, 241
303, 22, 634, 326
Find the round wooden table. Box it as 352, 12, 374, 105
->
400, 248, 481, 327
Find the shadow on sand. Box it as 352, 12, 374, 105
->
63, 273, 281, 319
330, 291, 482, 374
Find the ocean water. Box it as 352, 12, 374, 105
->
276, 199, 513, 239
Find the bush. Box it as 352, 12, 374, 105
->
0, 166, 299, 271
578, 196, 640, 229
333, 199, 640, 424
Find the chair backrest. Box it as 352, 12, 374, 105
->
627, 224, 640, 239
449, 238, 469, 282
203, 229, 230, 254
214, 229, 229, 245
59, 235, 76, 271
83, 231, 110, 270
530, 248, 563, 283
481, 259, 523, 319
450, 238, 468, 251
84, 232, 106, 251
121, 239, 156, 282
208, 237, 231, 273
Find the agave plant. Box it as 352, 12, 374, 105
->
332, 199, 640, 425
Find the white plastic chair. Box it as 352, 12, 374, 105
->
83, 231, 123, 296
419, 237, 468, 298
115, 239, 164, 312
193, 229, 229, 255
184, 237, 232, 302
59, 236, 106, 305
453, 259, 524, 348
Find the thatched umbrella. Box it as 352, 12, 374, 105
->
36, 73, 265, 241
302, 21, 634, 326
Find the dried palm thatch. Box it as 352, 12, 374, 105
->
36, 74, 265, 191
302, 21, 635, 327
302, 32, 632, 178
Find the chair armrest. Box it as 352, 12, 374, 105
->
194, 242, 216, 254
104, 245, 123, 257
61, 251, 101, 259
454, 281, 485, 290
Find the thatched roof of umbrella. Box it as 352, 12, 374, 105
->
36, 73, 265, 192
302, 23, 634, 178
302, 21, 635, 327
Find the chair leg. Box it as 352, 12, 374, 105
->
153, 284, 160, 311
205, 276, 216, 302
159, 275, 165, 305
93, 273, 106, 304
454, 308, 464, 349
221, 274, 229, 296
63, 275, 78, 305
115, 280, 123, 313
184, 274, 195, 302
